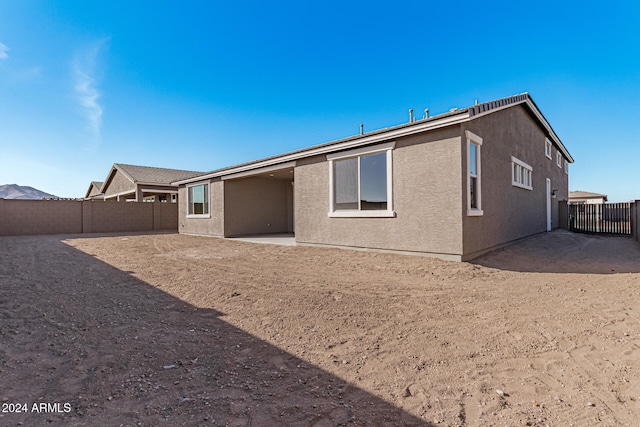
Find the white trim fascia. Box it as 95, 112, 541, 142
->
221, 161, 296, 181
140, 188, 179, 194
469, 98, 573, 163
103, 190, 135, 199
174, 113, 470, 185
326, 141, 396, 161
135, 181, 179, 187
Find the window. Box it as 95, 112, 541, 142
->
466, 130, 483, 216
564, 160, 569, 175
556, 151, 562, 168
187, 183, 209, 216
327, 142, 395, 217
511, 157, 533, 190
545, 138, 552, 159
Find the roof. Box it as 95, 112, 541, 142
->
85, 181, 104, 198
106, 164, 205, 188
569, 191, 608, 201
175, 93, 573, 185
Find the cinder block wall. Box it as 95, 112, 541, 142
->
0, 199, 177, 236
0, 199, 82, 235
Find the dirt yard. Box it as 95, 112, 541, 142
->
1, 230, 639, 426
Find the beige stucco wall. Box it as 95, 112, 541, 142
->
460, 105, 570, 258
103, 170, 135, 199
224, 177, 293, 236
178, 179, 225, 237
295, 127, 464, 257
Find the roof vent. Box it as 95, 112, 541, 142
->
424, 108, 429, 119
359, 124, 364, 135
450, 108, 458, 112
409, 109, 414, 122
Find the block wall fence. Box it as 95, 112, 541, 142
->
0, 199, 177, 236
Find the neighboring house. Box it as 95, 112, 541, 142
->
569, 191, 608, 204
85, 181, 104, 200
174, 93, 573, 261
100, 164, 204, 202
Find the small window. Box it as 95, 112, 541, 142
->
466, 130, 483, 216
556, 151, 562, 168
187, 183, 209, 216
545, 139, 552, 160
327, 142, 395, 217
512, 157, 533, 190
564, 160, 569, 175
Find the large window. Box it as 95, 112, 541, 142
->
511, 156, 533, 190
187, 183, 209, 216
466, 130, 483, 216
327, 142, 395, 217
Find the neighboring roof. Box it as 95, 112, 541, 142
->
84, 181, 104, 199
175, 93, 573, 185
569, 191, 608, 201
104, 164, 205, 189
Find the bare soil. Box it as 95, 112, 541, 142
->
1, 230, 639, 426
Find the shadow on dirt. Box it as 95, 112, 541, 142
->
0, 235, 431, 426
472, 230, 640, 274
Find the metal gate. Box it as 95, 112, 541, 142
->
568, 202, 632, 235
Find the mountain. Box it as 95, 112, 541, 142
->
0, 184, 58, 200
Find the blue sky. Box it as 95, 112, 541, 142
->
1, 1, 639, 201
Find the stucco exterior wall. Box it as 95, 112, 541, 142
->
460, 105, 569, 258
103, 170, 135, 199
178, 179, 225, 237
294, 128, 464, 257
224, 177, 292, 236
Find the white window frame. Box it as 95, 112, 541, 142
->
327, 141, 395, 218
511, 156, 533, 190
564, 160, 569, 175
466, 130, 483, 216
545, 138, 552, 160
186, 181, 210, 218
556, 151, 562, 168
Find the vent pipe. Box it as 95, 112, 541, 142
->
424, 108, 429, 119
359, 124, 364, 135
409, 109, 414, 122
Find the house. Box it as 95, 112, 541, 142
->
569, 191, 608, 204
85, 181, 104, 200
98, 163, 204, 202
174, 93, 573, 261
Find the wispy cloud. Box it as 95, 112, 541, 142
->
0, 42, 9, 59
73, 38, 108, 141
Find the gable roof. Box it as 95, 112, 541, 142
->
104, 164, 205, 190
85, 181, 104, 198
175, 93, 573, 185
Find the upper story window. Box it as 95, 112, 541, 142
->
466, 130, 483, 216
556, 151, 562, 168
187, 183, 209, 217
327, 142, 395, 218
564, 160, 569, 175
545, 138, 552, 160
512, 156, 533, 190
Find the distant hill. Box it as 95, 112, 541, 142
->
0, 184, 57, 200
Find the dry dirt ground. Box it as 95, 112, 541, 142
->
1, 230, 639, 426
